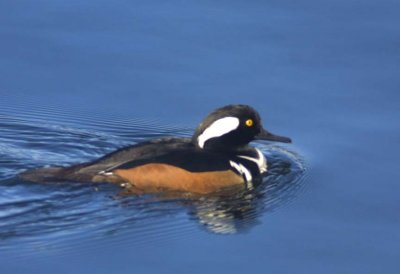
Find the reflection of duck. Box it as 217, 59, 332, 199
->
189, 186, 264, 234
20, 105, 291, 194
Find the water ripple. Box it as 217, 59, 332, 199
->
0, 106, 306, 255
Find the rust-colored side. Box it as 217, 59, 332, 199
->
114, 163, 244, 194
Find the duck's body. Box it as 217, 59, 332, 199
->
20, 105, 291, 194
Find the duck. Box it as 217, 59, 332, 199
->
20, 104, 291, 194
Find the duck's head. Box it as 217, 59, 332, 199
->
192, 104, 291, 151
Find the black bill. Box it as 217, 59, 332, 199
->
255, 128, 292, 143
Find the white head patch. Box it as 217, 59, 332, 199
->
197, 117, 240, 149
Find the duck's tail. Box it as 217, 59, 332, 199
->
18, 163, 124, 183
18, 163, 98, 183
19, 167, 66, 183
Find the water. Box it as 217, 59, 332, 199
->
1, 0, 399, 273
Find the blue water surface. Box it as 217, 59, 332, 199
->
0, 0, 399, 273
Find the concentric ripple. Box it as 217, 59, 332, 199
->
0, 105, 306, 255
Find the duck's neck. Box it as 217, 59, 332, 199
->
232, 146, 267, 174
197, 144, 268, 177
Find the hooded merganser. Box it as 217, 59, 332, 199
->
20, 104, 291, 194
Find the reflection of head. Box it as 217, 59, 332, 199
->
190, 187, 262, 234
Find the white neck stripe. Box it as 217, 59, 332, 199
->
237, 148, 267, 173
197, 117, 240, 149
229, 160, 253, 182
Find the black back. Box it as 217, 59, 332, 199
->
69, 138, 234, 175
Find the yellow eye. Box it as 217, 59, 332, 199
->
245, 119, 254, 127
